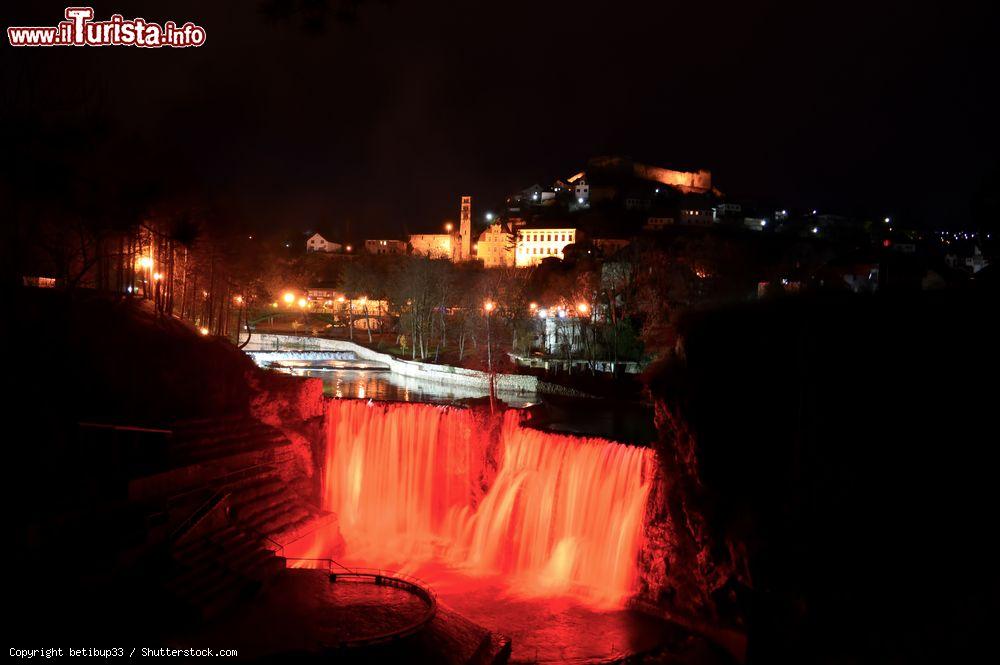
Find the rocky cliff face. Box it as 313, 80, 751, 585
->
636, 291, 998, 663
636, 363, 749, 632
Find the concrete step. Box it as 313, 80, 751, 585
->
170, 432, 287, 465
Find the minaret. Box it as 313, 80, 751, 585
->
459, 195, 472, 261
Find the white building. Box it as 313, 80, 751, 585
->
515, 227, 577, 267
306, 232, 342, 253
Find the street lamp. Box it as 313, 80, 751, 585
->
484, 301, 495, 374
283, 291, 295, 305
577, 302, 589, 315
445, 222, 454, 232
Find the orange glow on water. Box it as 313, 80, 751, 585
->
320, 400, 654, 607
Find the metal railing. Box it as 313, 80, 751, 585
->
170, 490, 229, 542
79, 421, 173, 436
284, 557, 439, 647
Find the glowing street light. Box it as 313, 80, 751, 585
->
483, 301, 495, 375
283, 292, 296, 304
444, 222, 454, 232
884, 216, 891, 224
234, 295, 244, 304
485, 212, 494, 221
577, 302, 590, 314
137, 256, 153, 269
297, 297, 308, 309
529, 302, 538, 311
152, 272, 163, 281
199, 327, 209, 336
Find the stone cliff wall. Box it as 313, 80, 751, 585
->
637, 291, 997, 663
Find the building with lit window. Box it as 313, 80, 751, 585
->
364, 239, 407, 254
515, 226, 577, 267
306, 232, 342, 253
476, 223, 515, 268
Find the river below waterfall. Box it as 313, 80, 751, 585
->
279, 400, 686, 662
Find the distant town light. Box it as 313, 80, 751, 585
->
297, 298, 308, 309
199, 327, 209, 335
485, 212, 494, 221
577, 303, 589, 314
153, 272, 163, 281
529, 302, 538, 310
283, 292, 295, 304
812, 227, 819, 234
483, 301, 495, 313
336, 296, 345, 303
812, 209, 818, 215
137, 256, 153, 269
345, 245, 352, 252
234, 295, 244, 304
444, 222, 453, 232
884, 216, 891, 224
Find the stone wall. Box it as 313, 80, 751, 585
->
245, 333, 541, 395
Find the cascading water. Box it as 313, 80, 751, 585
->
319, 399, 655, 607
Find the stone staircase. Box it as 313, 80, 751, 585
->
167, 414, 290, 467
167, 522, 285, 620
227, 471, 323, 542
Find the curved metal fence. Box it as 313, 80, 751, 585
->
284, 557, 438, 648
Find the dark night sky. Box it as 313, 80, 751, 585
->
3, 0, 995, 236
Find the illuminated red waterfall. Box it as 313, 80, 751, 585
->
322, 399, 655, 606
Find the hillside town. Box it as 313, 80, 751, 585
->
7, 2, 995, 662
